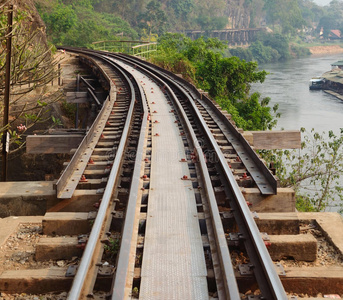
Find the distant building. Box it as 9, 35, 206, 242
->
329, 29, 341, 40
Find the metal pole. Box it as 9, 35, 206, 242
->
75, 74, 80, 129
2, 4, 13, 181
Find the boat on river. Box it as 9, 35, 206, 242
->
309, 77, 325, 90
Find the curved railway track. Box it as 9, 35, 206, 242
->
45, 48, 286, 299
5, 47, 333, 300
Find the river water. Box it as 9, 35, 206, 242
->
251, 54, 343, 212
252, 54, 343, 134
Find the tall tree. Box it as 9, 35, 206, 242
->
263, 0, 305, 35
138, 1, 167, 35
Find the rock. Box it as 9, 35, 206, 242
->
57, 260, 65, 267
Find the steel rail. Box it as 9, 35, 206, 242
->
66, 53, 138, 299
55, 54, 113, 199
111, 56, 241, 299
110, 61, 149, 299
87, 87, 101, 107
112, 54, 287, 299
117, 53, 277, 195
183, 86, 287, 299
80, 75, 96, 91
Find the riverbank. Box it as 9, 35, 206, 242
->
308, 44, 343, 56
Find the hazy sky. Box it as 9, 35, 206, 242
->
312, 0, 339, 6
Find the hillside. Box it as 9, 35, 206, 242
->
31, 0, 335, 49
9, 0, 47, 46
32, 0, 269, 47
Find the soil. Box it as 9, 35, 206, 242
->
308, 44, 343, 55
0, 223, 79, 300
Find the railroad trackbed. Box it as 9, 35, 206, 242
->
0, 49, 342, 300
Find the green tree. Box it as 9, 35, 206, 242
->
317, 15, 338, 39
196, 53, 278, 130
258, 32, 291, 60
39, 1, 138, 47
138, 1, 167, 35
42, 4, 77, 37
153, 33, 276, 131
196, 14, 228, 31
229, 47, 254, 62
261, 128, 343, 212
249, 41, 280, 63
197, 53, 267, 101
170, 0, 194, 21
263, 0, 305, 35
235, 94, 279, 130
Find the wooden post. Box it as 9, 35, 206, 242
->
58, 63, 61, 86
2, 4, 13, 181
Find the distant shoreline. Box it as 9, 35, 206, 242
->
307, 44, 343, 56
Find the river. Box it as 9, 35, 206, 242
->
252, 54, 343, 213
252, 54, 343, 134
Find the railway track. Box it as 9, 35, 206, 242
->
60, 49, 285, 299
0, 48, 342, 300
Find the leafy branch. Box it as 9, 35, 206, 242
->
0, 2, 63, 153
260, 128, 343, 212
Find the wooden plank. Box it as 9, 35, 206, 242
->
0, 267, 111, 294
235, 266, 343, 295
255, 212, 300, 235
35, 236, 82, 261
243, 130, 301, 149
66, 91, 88, 103
0, 267, 72, 294
42, 212, 91, 235
281, 266, 343, 295
26, 135, 84, 154
66, 97, 88, 104
242, 187, 296, 212
268, 234, 317, 261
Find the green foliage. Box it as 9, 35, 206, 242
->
249, 41, 280, 63
229, 47, 254, 62
196, 15, 228, 31
61, 101, 76, 120
138, 1, 167, 36
42, 4, 77, 38
290, 44, 311, 58
132, 287, 139, 298
258, 32, 292, 60
37, 0, 138, 47
51, 115, 62, 127
235, 93, 279, 130
263, 0, 305, 35
104, 238, 120, 259
197, 54, 268, 101
317, 15, 338, 39
228, 33, 296, 63
152, 34, 225, 81
170, 0, 195, 20
152, 33, 277, 131
260, 128, 343, 212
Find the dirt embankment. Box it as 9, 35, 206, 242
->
308, 45, 343, 55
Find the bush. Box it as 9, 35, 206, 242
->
290, 44, 311, 58
229, 47, 254, 61
249, 41, 280, 63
